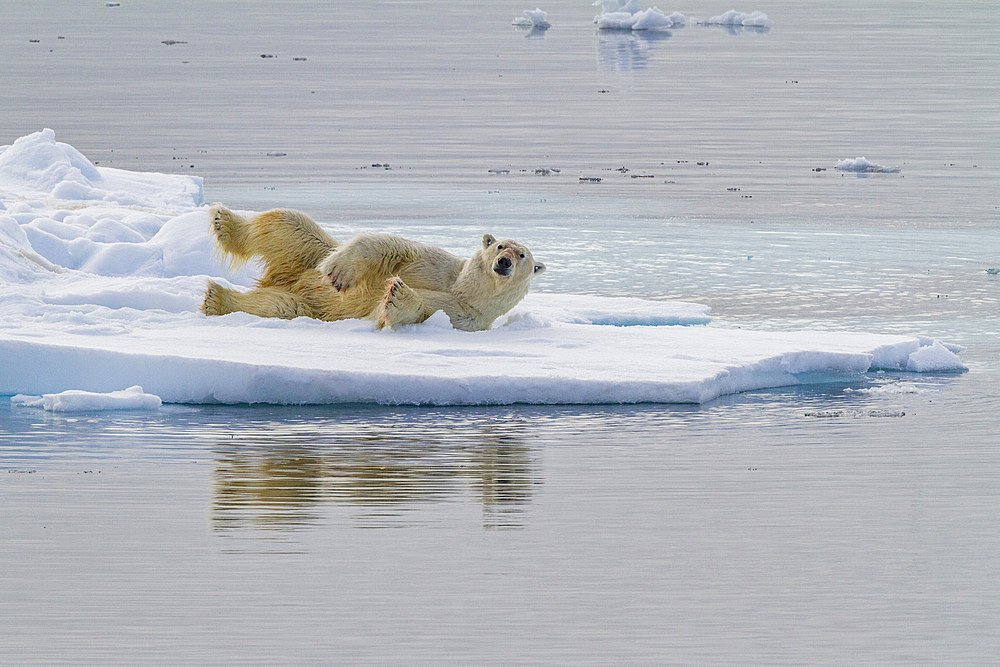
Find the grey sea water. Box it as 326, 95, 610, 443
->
2, 1, 998, 663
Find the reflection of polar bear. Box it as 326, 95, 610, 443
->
201, 205, 546, 331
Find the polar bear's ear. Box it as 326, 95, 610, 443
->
482, 234, 496, 249
533, 261, 546, 275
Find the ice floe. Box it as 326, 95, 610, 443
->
12, 385, 162, 412
597, 8, 682, 31
513, 8, 551, 29
594, 2, 685, 32
0, 130, 966, 406
835, 157, 902, 173
696, 10, 773, 30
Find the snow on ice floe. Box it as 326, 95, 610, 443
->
512, 8, 551, 29
0, 129, 203, 208
11, 385, 162, 412
835, 157, 901, 173
0, 130, 966, 406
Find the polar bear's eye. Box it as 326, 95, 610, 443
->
519, 253, 525, 259
497, 244, 504, 250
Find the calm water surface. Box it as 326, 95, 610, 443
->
2, 0, 998, 663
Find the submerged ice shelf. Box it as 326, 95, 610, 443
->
0, 130, 966, 406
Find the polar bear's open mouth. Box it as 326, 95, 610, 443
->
493, 256, 513, 277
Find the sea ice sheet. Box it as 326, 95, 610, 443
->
0, 130, 965, 406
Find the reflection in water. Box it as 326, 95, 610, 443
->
596, 30, 672, 73
211, 415, 537, 531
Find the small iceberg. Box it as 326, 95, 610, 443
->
11, 385, 162, 412
597, 8, 682, 32
512, 8, 551, 29
835, 157, 901, 173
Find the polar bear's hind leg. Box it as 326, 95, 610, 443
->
201, 280, 311, 320
208, 204, 254, 266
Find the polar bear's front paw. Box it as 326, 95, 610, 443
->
318, 251, 358, 291
377, 277, 421, 330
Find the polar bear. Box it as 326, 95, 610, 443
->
201, 205, 545, 331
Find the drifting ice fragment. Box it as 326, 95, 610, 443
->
700, 10, 773, 28
595, 7, 683, 31
513, 8, 551, 29
11, 385, 162, 412
835, 157, 901, 173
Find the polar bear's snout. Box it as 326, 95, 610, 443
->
494, 255, 513, 277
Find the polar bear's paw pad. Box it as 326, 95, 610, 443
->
377, 277, 421, 330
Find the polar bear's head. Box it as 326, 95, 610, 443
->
482, 234, 545, 283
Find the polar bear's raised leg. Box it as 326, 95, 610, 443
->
208, 205, 338, 287
201, 280, 312, 320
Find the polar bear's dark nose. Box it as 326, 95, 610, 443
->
495, 256, 512, 275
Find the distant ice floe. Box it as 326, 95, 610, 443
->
12, 385, 162, 412
512, 8, 551, 29
695, 10, 773, 29
835, 157, 901, 174
594, 1, 685, 32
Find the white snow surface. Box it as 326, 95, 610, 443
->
835, 157, 902, 173
0, 130, 966, 406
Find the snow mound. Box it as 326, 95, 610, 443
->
835, 157, 901, 173
0, 129, 203, 208
0, 131, 967, 406
11, 385, 161, 412
906, 339, 963, 372
513, 8, 551, 29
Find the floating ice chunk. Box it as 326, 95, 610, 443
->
696, 10, 772, 29
11, 385, 162, 412
631, 8, 675, 31
906, 340, 966, 372
665, 11, 686, 26
596, 7, 678, 31
596, 11, 641, 29
835, 157, 901, 173
513, 8, 550, 29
